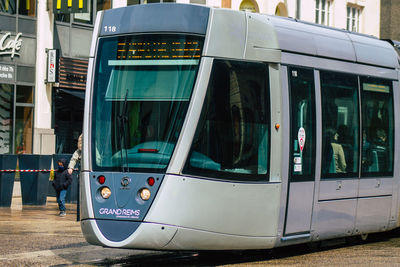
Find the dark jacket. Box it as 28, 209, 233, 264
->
52, 158, 72, 191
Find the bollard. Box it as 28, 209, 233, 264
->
19, 155, 52, 205
0, 155, 17, 207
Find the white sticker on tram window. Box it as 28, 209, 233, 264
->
294, 157, 302, 164
294, 164, 302, 172
298, 127, 306, 152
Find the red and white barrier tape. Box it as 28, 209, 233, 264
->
0, 169, 78, 172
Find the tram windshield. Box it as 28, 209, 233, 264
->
91, 34, 203, 171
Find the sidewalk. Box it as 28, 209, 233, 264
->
0, 194, 149, 266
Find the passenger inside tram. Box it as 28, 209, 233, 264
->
325, 128, 347, 173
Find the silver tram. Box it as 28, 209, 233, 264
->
80, 3, 400, 250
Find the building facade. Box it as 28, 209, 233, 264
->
0, 0, 383, 155
380, 0, 400, 41
222, 0, 380, 37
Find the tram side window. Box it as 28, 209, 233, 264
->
289, 67, 316, 181
183, 59, 270, 181
361, 78, 394, 176
320, 71, 359, 178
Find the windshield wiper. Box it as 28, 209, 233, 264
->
118, 89, 130, 172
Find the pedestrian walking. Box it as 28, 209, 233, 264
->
68, 134, 82, 175
52, 158, 72, 217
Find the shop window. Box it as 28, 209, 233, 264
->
14, 85, 33, 154
55, 13, 71, 23
15, 106, 33, 154
0, 84, 14, 154
0, 0, 16, 14
183, 59, 270, 182
320, 71, 359, 178
18, 0, 35, 16
16, 85, 33, 103
361, 78, 394, 177
53, 88, 84, 154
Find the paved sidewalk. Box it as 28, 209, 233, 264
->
0, 196, 151, 266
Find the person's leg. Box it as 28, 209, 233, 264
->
59, 189, 67, 216
56, 190, 62, 211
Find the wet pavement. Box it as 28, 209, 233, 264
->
0, 196, 162, 266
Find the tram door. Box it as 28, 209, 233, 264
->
284, 67, 316, 236
317, 72, 360, 238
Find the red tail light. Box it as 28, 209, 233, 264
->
98, 175, 106, 184
147, 177, 155, 186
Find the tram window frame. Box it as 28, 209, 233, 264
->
360, 77, 394, 177
288, 66, 316, 182
320, 71, 360, 179
183, 59, 271, 182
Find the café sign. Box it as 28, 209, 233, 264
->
0, 32, 22, 59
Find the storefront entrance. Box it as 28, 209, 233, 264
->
53, 88, 84, 153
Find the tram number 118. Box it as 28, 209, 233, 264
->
104, 26, 117, 33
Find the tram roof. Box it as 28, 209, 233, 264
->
98, 4, 399, 69
266, 15, 399, 69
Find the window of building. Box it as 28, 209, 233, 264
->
127, 0, 176, 4
55, 13, 70, 23
15, 85, 34, 154
0, 0, 16, 14
275, 2, 288, 17
347, 5, 362, 32
0, 84, 34, 155
16, 85, 33, 103
73, 0, 92, 24
320, 71, 359, 178
183, 60, 270, 181
15, 106, 33, 154
57, 0, 111, 25
361, 78, 394, 177
0, 0, 35, 16
315, 0, 332, 26
0, 84, 14, 154
190, 0, 206, 4
18, 0, 36, 16
289, 67, 316, 181
97, 0, 110, 11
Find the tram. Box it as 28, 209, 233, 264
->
80, 3, 400, 250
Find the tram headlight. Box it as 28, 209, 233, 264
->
100, 187, 112, 199
139, 188, 151, 201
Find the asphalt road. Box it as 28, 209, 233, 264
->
1, 197, 400, 266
